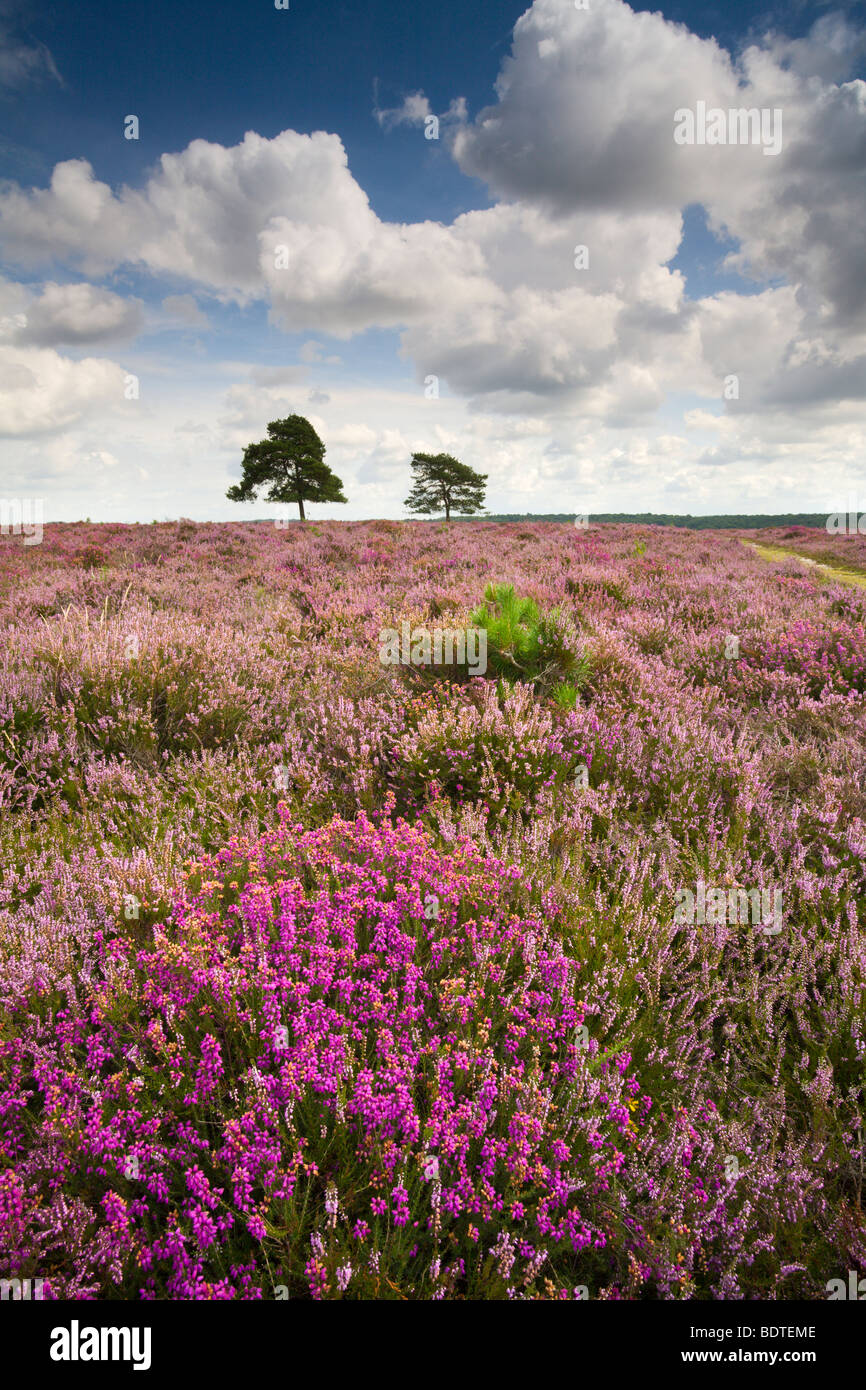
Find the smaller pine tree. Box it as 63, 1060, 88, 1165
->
470, 582, 591, 709
404, 452, 487, 522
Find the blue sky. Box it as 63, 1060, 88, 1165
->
1, 0, 865, 519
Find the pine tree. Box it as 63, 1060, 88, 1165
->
227, 416, 347, 522
404, 452, 487, 522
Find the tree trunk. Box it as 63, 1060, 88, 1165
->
298, 495, 306, 521
444, 498, 450, 521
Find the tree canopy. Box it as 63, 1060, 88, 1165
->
404, 452, 487, 522
226, 415, 347, 521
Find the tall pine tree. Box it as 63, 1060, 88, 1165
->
227, 416, 347, 522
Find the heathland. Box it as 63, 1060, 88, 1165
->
1, 519, 864, 1299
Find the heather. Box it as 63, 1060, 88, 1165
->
741, 526, 866, 583
0, 519, 864, 1300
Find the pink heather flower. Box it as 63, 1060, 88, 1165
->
304, 1256, 328, 1300
392, 1185, 410, 1227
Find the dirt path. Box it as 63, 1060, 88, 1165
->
743, 540, 866, 589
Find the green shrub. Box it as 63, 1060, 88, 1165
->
470, 582, 591, 708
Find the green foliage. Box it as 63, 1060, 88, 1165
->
552, 681, 580, 711
470, 582, 591, 707
227, 415, 347, 522
404, 452, 487, 522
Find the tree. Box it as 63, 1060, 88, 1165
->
226, 415, 347, 522
404, 452, 487, 522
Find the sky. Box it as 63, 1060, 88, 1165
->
1, 0, 865, 521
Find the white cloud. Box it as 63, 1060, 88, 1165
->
452, 0, 740, 215
374, 91, 434, 130
0, 279, 144, 346
765, 13, 866, 84
0, 18, 59, 91
374, 90, 467, 131
161, 294, 211, 330
299, 339, 341, 365
451, 0, 866, 344
0, 344, 127, 435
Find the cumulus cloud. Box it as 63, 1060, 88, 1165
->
452, 0, 740, 215
399, 201, 692, 411
451, 0, 866, 342
767, 13, 866, 84
0, 345, 128, 435
0, 0, 860, 419
0, 131, 385, 295
0, 280, 144, 346
0, 130, 491, 343
0, 0, 863, 489
161, 294, 211, 330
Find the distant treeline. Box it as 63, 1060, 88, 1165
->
452, 513, 828, 529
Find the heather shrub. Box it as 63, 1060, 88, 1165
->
740, 621, 866, 699
683, 619, 866, 707
0, 812, 672, 1300
566, 571, 631, 606
391, 680, 593, 821
5, 807, 836, 1301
